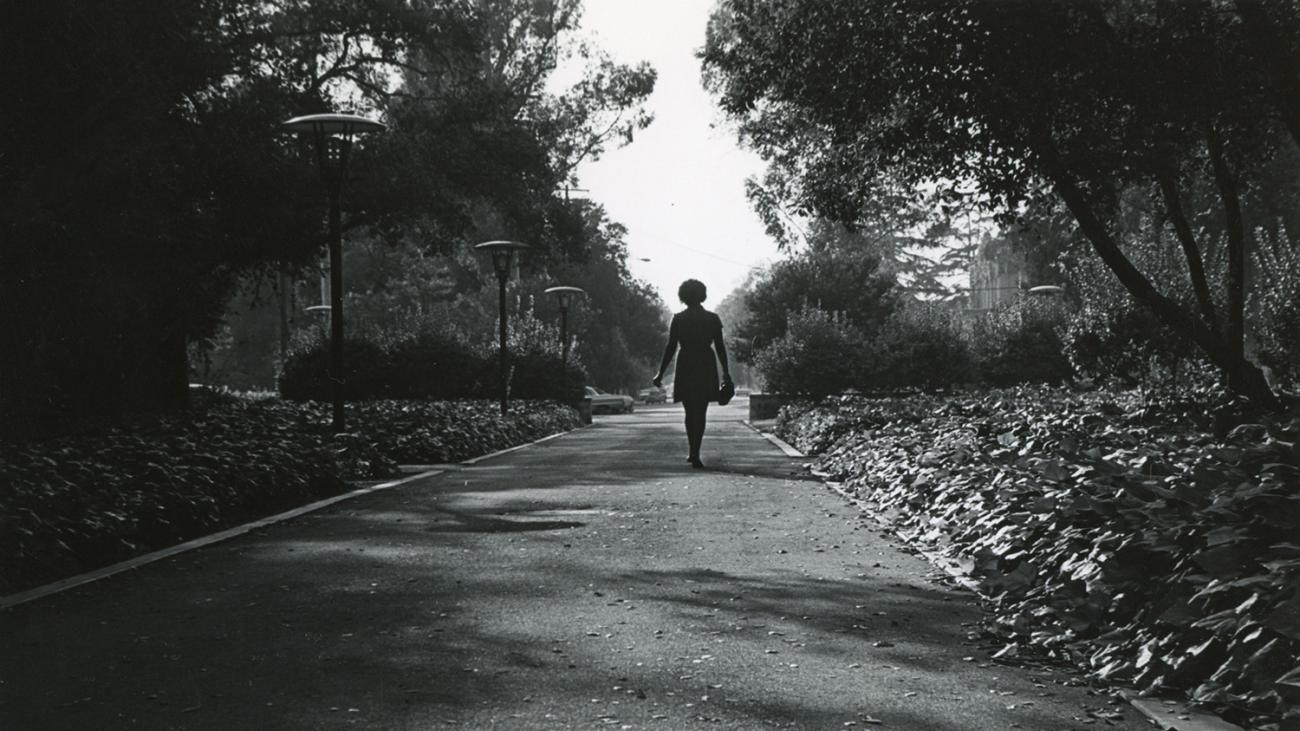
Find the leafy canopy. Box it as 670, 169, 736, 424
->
0, 0, 656, 426
702, 0, 1300, 402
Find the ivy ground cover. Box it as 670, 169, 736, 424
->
0, 396, 581, 596
777, 387, 1300, 730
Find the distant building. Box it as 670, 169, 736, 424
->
966, 235, 1028, 312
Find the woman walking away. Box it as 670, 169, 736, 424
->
653, 279, 732, 468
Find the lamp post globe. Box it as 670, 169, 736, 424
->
283, 113, 384, 433
475, 241, 530, 416
1027, 285, 1065, 297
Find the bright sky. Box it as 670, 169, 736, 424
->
572, 0, 781, 306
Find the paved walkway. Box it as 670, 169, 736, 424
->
0, 399, 1146, 730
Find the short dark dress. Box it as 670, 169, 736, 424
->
666, 306, 724, 404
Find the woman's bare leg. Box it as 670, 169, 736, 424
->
684, 400, 708, 464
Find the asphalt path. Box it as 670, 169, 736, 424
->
1, 398, 1148, 730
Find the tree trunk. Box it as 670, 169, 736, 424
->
1206, 126, 1247, 368
1035, 137, 1279, 407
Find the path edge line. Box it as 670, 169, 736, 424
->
460, 424, 589, 465
3, 423, 592, 610
0, 468, 443, 610
740, 420, 806, 458
813, 473, 1244, 731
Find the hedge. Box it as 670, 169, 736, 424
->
280, 334, 586, 402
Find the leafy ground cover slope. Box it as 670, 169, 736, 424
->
777, 387, 1300, 730
0, 396, 580, 595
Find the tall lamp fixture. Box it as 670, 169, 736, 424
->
543, 286, 585, 376
283, 113, 384, 433
475, 241, 530, 416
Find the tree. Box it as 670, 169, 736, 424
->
702, 0, 1300, 405
199, 198, 668, 395
0, 0, 654, 433
542, 203, 668, 392
714, 273, 758, 386
753, 305, 868, 396
747, 166, 973, 299
737, 233, 899, 355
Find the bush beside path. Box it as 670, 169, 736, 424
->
777, 386, 1300, 730
0, 394, 581, 596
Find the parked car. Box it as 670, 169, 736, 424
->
585, 386, 635, 414
637, 386, 667, 404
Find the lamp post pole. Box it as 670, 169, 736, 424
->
325, 178, 345, 429
559, 302, 568, 367
283, 113, 384, 432
475, 241, 529, 416
544, 286, 585, 375
497, 268, 508, 412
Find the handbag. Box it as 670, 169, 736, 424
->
717, 379, 736, 406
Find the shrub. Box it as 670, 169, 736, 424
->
500, 350, 588, 401
738, 237, 900, 357
1250, 227, 1300, 388
972, 298, 1073, 387
870, 303, 973, 389
347, 399, 582, 464
278, 331, 585, 402
753, 305, 867, 396
279, 337, 392, 401
1061, 226, 1206, 389
1063, 304, 1197, 387
385, 332, 484, 400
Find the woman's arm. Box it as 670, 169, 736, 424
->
714, 318, 732, 383
653, 317, 678, 386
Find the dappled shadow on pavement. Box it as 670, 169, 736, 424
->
422, 506, 585, 533
3, 547, 985, 729
437, 420, 817, 498
0, 401, 1142, 730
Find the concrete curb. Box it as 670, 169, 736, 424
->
809, 471, 1246, 731
1125, 696, 1245, 731
816, 474, 980, 593
740, 420, 806, 458
460, 425, 587, 465
0, 468, 443, 610
1, 424, 589, 610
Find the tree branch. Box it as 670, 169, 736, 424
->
1155, 168, 1219, 330
493, 10, 523, 78
1034, 136, 1218, 355
557, 109, 626, 174
312, 32, 355, 91
352, 54, 430, 79
1037, 131, 1276, 405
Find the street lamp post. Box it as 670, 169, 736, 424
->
475, 241, 530, 416
305, 304, 332, 341
543, 285, 585, 375
283, 113, 384, 433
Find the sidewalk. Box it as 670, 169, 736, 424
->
0, 399, 1147, 729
